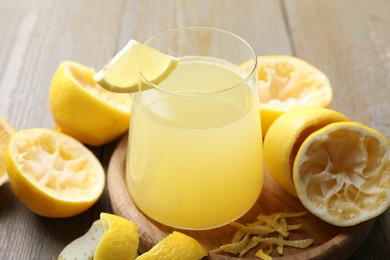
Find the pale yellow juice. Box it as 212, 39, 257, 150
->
126, 56, 263, 229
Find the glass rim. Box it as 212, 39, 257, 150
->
140, 26, 258, 96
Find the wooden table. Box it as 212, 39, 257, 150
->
0, 0, 389, 259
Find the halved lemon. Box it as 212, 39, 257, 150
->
242, 55, 333, 137
49, 61, 131, 146
263, 107, 349, 197
293, 122, 390, 226
6, 128, 105, 217
0, 115, 15, 186
94, 39, 179, 93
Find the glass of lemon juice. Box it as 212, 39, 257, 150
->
126, 27, 263, 230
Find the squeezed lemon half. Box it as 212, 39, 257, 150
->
241, 55, 333, 137
293, 121, 390, 226
49, 61, 132, 146
263, 107, 349, 197
6, 128, 105, 217
264, 107, 390, 226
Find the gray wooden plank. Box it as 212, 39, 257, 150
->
115, 0, 292, 57
284, 0, 390, 130
0, 0, 124, 259
284, 1, 390, 259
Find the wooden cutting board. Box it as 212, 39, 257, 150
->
107, 134, 375, 259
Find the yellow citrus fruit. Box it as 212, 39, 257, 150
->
94, 213, 139, 260
136, 231, 208, 260
6, 128, 105, 217
293, 122, 390, 226
0, 115, 15, 186
58, 213, 138, 260
263, 107, 349, 197
242, 55, 333, 137
49, 61, 131, 146
94, 39, 179, 93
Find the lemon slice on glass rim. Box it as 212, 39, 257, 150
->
94, 39, 179, 93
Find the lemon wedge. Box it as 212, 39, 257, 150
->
94, 39, 179, 93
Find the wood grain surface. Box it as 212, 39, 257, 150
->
0, 0, 389, 259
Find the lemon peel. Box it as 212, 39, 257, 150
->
136, 231, 208, 260
94, 213, 139, 260
58, 213, 139, 260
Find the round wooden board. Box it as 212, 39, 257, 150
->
107, 134, 375, 259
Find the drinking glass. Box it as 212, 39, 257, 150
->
126, 27, 263, 230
